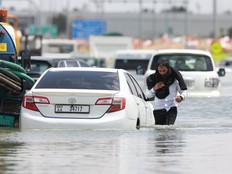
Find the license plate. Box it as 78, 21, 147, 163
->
0, 43, 7, 52
55, 105, 90, 113
0, 115, 15, 128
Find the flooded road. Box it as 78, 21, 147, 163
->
0, 74, 232, 174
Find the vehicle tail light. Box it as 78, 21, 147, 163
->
204, 78, 220, 88
95, 97, 126, 113
22, 96, 50, 111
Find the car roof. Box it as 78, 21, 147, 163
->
154, 49, 212, 57
47, 67, 121, 73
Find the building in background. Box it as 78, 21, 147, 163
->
7, 9, 232, 40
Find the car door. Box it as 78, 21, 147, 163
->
125, 73, 153, 126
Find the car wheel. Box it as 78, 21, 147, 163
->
136, 118, 140, 129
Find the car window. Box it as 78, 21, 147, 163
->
30, 60, 51, 74
57, 60, 89, 67
66, 60, 79, 67
58, 61, 66, 67
79, 61, 90, 67
151, 54, 213, 71
58, 60, 79, 67
125, 73, 138, 95
115, 59, 150, 70
125, 73, 145, 100
78, 57, 106, 67
35, 71, 120, 90
128, 74, 146, 100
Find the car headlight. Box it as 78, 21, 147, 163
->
204, 78, 220, 88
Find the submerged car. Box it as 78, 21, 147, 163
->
20, 68, 154, 130
141, 49, 225, 97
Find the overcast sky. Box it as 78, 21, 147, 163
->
1, 0, 231, 14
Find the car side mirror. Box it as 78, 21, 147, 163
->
136, 66, 146, 75
20, 50, 31, 71
217, 68, 226, 77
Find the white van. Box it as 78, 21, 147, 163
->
113, 49, 156, 90
42, 39, 79, 58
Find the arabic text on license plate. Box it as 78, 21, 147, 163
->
55, 105, 90, 113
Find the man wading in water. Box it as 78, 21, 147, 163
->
146, 59, 187, 125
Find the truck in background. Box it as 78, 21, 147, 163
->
89, 35, 133, 67
41, 39, 80, 58
0, 9, 34, 128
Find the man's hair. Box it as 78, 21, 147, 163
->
157, 59, 169, 68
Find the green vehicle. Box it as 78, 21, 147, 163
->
0, 23, 34, 128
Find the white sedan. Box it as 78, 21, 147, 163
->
20, 67, 155, 130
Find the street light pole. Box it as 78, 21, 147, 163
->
213, 0, 217, 39
138, 0, 142, 39
152, 0, 156, 38
184, 0, 189, 47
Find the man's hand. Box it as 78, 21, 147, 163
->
175, 96, 183, 103
153, 82, 165, 91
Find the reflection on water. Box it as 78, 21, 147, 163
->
154, 128, 184, 155
0, 124, 232, 174
0, 75, 232, 174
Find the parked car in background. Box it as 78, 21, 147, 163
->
20, 68, 154, 130
112, 49, 155, 71
140, 49, 225, 97
112, 49, 156, 90
18, 56, 90, 82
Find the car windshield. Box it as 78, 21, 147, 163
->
151, 54, 213, 71
35, 71, 120, 90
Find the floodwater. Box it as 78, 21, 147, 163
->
1, 74, 232, 174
